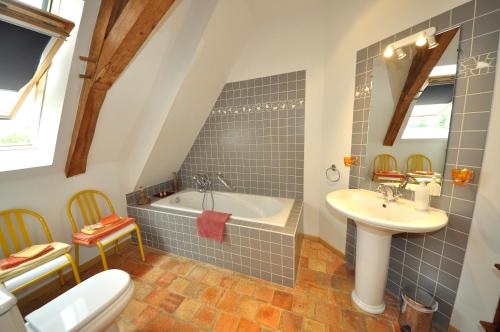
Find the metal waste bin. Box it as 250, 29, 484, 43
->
399, 286, 438, 332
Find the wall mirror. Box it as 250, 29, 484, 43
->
366, 27, 460, 191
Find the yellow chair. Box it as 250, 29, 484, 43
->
406, 154, 432, 172
0, 209, 80, 293
66, 190, 145, 270
372, 154, 398, 180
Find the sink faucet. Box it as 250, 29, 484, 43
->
377, 175, 418, 202
217, 172, 234, 191
192, 173, 211, 192
376, 184, 400, 202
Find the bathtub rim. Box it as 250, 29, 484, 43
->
127, 197, 303, 236
150, 188, 294, 227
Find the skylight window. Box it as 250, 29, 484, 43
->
401, 103, 452, 139
0, 0, 75, 171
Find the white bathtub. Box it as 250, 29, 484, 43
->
151, 189, 294, 227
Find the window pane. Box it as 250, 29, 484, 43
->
0, 75, 45, 147
16, 0, 50, 10
401, 103, 452, 139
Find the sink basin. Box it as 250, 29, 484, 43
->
326, 189, 448, 314
326, 189, 448, 234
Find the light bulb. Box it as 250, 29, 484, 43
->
416, 35, 427, 47
396, 48, 407, 60
383, 45, 394, 58
427, 35, 439, 49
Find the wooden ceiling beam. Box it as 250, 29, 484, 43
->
65, 0, 175, 177
383, 28, 459, 146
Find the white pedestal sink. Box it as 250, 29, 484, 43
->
326, 189, 448, 314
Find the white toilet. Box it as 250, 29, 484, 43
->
0, 269, 134, 332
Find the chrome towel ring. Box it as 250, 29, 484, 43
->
326, 164, 340, 182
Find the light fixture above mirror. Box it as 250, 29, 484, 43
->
383, 27, 439, 59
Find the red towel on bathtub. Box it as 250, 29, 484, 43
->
197, 211, 231, 243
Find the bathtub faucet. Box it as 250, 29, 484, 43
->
217, 172, 234, 192
193, 173, 211, 192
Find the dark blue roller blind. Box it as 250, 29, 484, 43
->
0, 20, 51, 91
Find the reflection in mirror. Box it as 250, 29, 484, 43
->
366, 28, 460, 191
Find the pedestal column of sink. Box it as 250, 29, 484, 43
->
351, 223, 393, 314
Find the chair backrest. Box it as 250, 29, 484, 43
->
0, 209, 53, 257
373, 154, 398, 172
67, 190, 115, 233
406, 154, 432, 172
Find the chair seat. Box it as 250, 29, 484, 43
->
3, 255, 70, 292
98, 223, 136, 246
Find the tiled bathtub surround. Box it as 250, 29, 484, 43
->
178, 71, 305, 199
127, 200, 304, 287
125, 180, 173, 205
347, 0, 499, 329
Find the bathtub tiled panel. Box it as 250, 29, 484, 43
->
178, 71, 305, 200
127, 203, 303, 287
346, 0, 499, 329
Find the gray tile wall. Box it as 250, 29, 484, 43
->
346, 0, 499, 329
126, 180, 173, 205
178, 71, 305, 199
127, 201, 303, 287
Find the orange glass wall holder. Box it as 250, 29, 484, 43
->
344, 156, 360, 167
451, 168, 473, 186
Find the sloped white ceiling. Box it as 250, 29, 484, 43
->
125, 0, 254, 190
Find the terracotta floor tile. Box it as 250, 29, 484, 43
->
19, 239, 400, 332
189, 266, 209, 280
329, 289, 352, 308
183, 281, 207, 298
200, 286, 223, 305
254, 286, 274, 302
159, 292, 185, 313
121, 299, 147, 322
303, 318, 327, 332
174, 298, 201, 320
214, 312, 240, 332
143, 312, 176, 331
155, 271, 177, 287
255, 304, 282, 329
168, 277, 190, 294
144, 288, 170, 306
194, 305, 216, 329
133, 280, 156, 301
309, 258, 327, 273
365, 317, 395, 332
217, 290, 240, 313
234, 279, 256, 295
132, 305, 161, 328
237, 296, 260, 320
139, 266, 164, 283
237, 318, 261, 332
174, 319, 198, 332
292, 295, 315, 319
271, 290, 294, 310
220, 275, 238, 288
205, 270, 224, 286
341, 309, 367, 332
315, 303, 341, 325
280, 310, 303, 332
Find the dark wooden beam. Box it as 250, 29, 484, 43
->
383, 28, 459, 146
65, 0, 175, 177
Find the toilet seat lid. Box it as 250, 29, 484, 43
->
25, 269, 131, 332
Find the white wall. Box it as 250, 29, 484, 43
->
450, 41, 500, 332
0, 0, 128, 267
